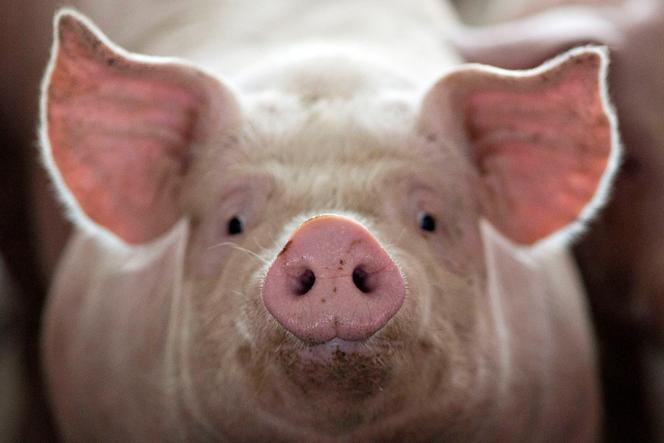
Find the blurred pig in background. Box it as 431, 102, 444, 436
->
449, 0, 664, 440
451, 0, 623, 24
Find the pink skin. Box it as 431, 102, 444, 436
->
262, 214, 405, 343
40, 10, 616, 442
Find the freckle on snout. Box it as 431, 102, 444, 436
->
279, 240, 293, 257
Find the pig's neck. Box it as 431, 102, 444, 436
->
92, 0, 462, 87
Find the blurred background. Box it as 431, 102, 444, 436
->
2, 1, 63, 440
1, 0, 661, 441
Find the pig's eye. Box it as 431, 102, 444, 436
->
227, 216, 244, 235
418, 212, 437, 232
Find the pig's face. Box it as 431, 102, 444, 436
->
180, 98, 493, 435
41, 11, 617, 441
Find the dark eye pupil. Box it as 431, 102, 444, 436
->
227, 216, 244, 235
419, 213, 436, 232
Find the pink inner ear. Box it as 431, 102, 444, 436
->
464, 52, 612, 244
47, 15, 210, 243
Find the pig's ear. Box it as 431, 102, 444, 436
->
40, 10, 240, 244
419, 47, 619, 245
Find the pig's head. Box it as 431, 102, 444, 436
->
40, 10, 618, 441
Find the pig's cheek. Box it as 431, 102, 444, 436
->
242, 275, 287, 347
181, 276, 262, 418
386, 257, 487, 401
402, 247, 485, 345
387, 252, 461, 356
196, 248, 234, 278
431, 216, 485, 277
184, 225, 236, 279
385, 255, 429, 341
183, 236, 266, 345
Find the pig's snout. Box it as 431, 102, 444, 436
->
262, 215, 405, 343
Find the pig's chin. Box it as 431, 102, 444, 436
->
244, 325, 447, 438
250, 331, 407, 433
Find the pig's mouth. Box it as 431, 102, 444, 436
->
273, 337, 395, 399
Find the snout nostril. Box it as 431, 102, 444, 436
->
293, 268, 316, 295
352, 267, 372, 294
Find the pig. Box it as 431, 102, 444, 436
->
39, 1, 620, 441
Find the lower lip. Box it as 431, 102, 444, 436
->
294, 337, 377, 362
